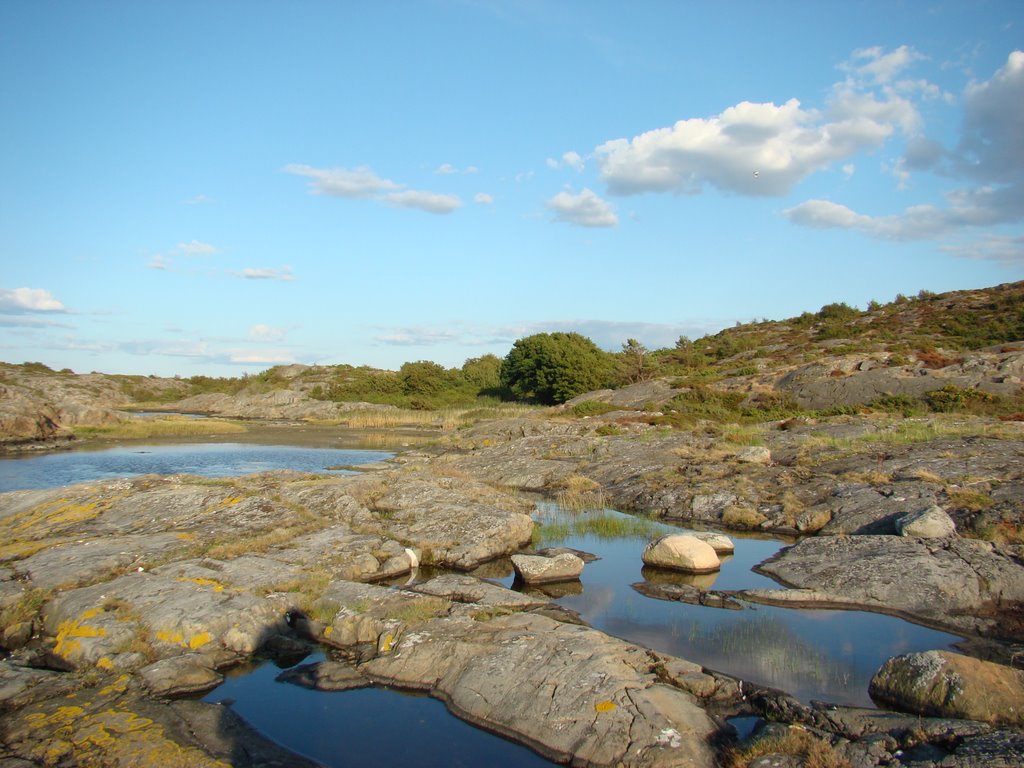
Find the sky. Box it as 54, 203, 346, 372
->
1, 1, 1022, 377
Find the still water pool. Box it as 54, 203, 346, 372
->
0, 443, 966, 764
0, 442, 392, 492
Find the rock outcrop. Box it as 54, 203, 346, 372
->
869, 650, 1024, 726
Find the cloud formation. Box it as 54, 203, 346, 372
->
249, 324, 286, 341
474, 192, 494, 205
784, 50, 1024, 262
233, 267, 295, 282
285, 163, 463, 215
592, 46, 935, 199
383, 190, 462, 214
0, 287, 66, 313
547, 187, 618, 227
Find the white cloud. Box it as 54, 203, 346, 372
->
0, 287, 66, 313
784, 183, 1023, 240
286, 162, 462, 215
249, 324, 286, 341
373, 327, 459, 346
148, 255, 170, 271
383, 190, 463, 214
596, 97, 896, 198
177, 240, 217, 256
940, 235, 1024, 265
233, 267, 295, 282
842, 164, 855, 177
593, 46, 936, 199
956, 50, 1024, 183
547, 187, 618, 228
436, 163, 457, 175
184, 194, 214, 205
785, 51, 1024, 256
562, 150, 584, 171
547, 151, 586, 172
226, 349, 296, 365
284, 163, 401, 198
474, 192, 494, 205
842, 45, 925, 84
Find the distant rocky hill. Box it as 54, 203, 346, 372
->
1, 281, 1022, 449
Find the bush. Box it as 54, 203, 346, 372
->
570, 401, 622, 417
500, 332, 614, 405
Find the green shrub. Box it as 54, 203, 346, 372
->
500, 332, 614, 405
570, 401, 621, 418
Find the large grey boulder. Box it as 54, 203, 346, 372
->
642, 535, 721, 573
896, 505, 957, 538
511, 552, 584, 584
869, 650, 1024, 726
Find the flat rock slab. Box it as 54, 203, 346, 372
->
412, 574, 548, 610
754, 535, 1024, 638
41, 570, 287, 668
360, 612, 717, 767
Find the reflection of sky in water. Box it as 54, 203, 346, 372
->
0, 443, 393, 491
204, 653, 554, 768
507, 505, 963, 707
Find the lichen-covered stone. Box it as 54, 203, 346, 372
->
510, 552, 584, 584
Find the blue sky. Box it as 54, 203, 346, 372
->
1, 1, 1022, 377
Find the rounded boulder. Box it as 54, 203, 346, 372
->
511, 552, 584, 584
641, 535, 721, 574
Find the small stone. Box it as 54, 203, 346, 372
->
511, 553, 584, 584
688, 532, 734, 554
642, 535, 720, 573
736, 446, 772, 464
896, 505, 957, 538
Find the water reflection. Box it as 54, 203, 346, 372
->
203, 653, 555, 768
0, 443, 393, 492
506, 504, 963, 707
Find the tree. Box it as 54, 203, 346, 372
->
399, 360, 451, 396
617, 338, 653, 385
460, 354, 502, 391
500, 332, 613, 405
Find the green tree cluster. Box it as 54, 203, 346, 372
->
499, 332, 613, 405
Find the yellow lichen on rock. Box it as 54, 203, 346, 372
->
594, 700, 617, 713
188, 631, 212, 650
22, 704, 230, 768
178, 577, 227, 593
53, 607, 107, 660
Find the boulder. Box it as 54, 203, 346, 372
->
642, 535, 720, 573
511, 552, 584, 584
688, 531, 734, 554
869, 650, 1024, 726
736, 446, 772, 464
897, 505, 957, 538
139, 655, 223, 697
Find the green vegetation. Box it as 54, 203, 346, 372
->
499, 332, 614, 405
74, 417, 248, 439
310, 355, 505, 409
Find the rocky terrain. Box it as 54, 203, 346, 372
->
1, 281, 1023, 766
